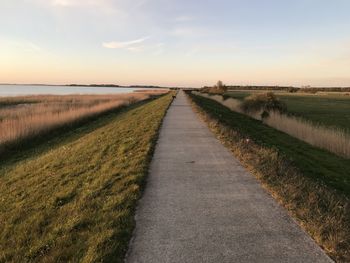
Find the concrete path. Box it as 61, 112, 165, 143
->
126, 91, 332, 263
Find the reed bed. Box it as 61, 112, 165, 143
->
193, 91, 350, 158
265, 112, 350, 158
0, 93, 157, 149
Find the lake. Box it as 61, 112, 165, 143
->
0, 85, 152, 97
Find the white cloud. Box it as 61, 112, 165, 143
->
102, 37, 149, 50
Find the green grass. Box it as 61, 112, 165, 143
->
225, 91, 250, 100
189, 93, 350, 196
225, 91, 350, 132
278, 95, 350, 132
0, 93, 173, 263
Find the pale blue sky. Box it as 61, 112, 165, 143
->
1, 0, 350, 87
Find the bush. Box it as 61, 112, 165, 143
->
287, 87, 298, 93
200, 81, 228, 95
240, 92, 287, 119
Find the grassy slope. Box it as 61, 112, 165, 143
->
189, 94, 350, 196
225, 91, 350, 132
0, 93, 173, 263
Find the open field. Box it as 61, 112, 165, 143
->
225, 91, 350, 132
188, 93, 350, 261
0, 92, 168, 154
0, 93, 173, 262
278, 95, 350, 133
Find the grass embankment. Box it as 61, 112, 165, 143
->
226, 91, 350, 132
0, 93, 173, 263
188, 92, 350, 262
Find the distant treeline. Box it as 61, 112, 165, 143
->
223, 86, 350, 93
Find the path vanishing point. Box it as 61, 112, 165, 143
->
126, 91, 332, 263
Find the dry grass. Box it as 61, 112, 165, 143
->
0, 93, 162, 150
194, 91, 350, 158
187, 93, 350, 262
266, 111, 350, 158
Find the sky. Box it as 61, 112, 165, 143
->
1, 0, 350, 87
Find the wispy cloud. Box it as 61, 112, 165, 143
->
102, 37, 149, 50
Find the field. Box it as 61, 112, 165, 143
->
225, 91, 350, 132
188, 92, 350, 261
0, 93, 173, 262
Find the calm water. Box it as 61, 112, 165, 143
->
0, 85, 150, 97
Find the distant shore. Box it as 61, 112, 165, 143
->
0, 83, 179, 89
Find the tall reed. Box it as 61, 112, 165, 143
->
265, 111, 350, 158
0, 93, 159, 150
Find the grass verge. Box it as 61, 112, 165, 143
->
0, 93, 173, 263
187, 92, 350, 262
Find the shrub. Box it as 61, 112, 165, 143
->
200, 81, 228, 95
240, 92, 287, 118
287, 87, 298, 93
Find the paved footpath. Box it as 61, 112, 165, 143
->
126, 91, 332, 263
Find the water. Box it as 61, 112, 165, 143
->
0, 85, 152, 97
